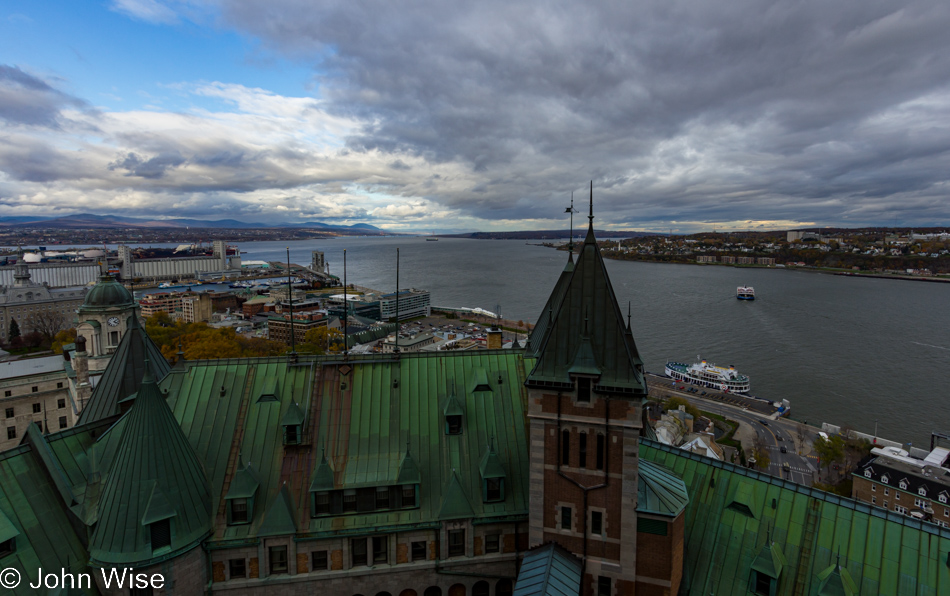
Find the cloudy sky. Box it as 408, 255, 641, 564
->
2, 1, 949, 232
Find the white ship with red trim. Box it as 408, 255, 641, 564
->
665, 357, 750, 394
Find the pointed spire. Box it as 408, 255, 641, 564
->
584, 180, 596, 244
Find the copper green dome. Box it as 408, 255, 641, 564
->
81, 274, 134, 310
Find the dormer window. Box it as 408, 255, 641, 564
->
281, 402, 305, 446
0, 538, 14, 558
919, 488, 927, 497
284, 425, 300, 445
899, 480, 908, 490
881, 475, 889, 484
226, 460, 260, 526
864, 470, 872, 478
940, 494, 947, 504
446, 415, 462, 435
480, 443, 506, 503
229, 498, 249, 524
150, 519, 172, 552
486, 478, 503, 501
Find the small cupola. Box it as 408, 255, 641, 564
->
281, 401, 305, 445
479, 441, 506, 503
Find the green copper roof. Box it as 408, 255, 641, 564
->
89, 366, 212, 566
526, 192, 645, 394
397, 446, 422, 485
281, 401, 306, 426
817, 557, 859, 596
480, 443, 506, 479
444, 391, 465, 417
750, 540, 787, 578
77, 316, 170, 425
80, 274, 134, 312
513, 542, 583, 596
636, 459, 689, 517
309, 452, 336, 492
439, 471, 475, 520
0, 506, 18, 543
258, 484, 297, 537
640, 439, 950, 596
226, 459, 261, 500
525, 253, 574, 358
0, 446, 91, 595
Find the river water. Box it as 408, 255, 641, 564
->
26, 236, 950, 445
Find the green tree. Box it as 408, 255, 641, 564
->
813, 435, 845, 477
8, 318, 20, 342
298, 327, 345, 355
51, 328, 77, 354
665, 396, 700, 420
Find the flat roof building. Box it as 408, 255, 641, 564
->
380, 288, 431, 321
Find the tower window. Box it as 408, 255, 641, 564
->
561, 430, 570, 466
579, 432, 588, 468
561, 506, 571, 530
32, 403, 40, 412
596, 433, 605, 470
576, 377, 591, 402
591, 511, 603, 535
597, 576, 611, 596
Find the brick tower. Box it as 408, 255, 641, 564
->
525, 184, 649, 595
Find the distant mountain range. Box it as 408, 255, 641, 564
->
0, 214, 384, 233
440, 229, 657, 240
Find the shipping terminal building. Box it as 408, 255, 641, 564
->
0, 202, 947, 595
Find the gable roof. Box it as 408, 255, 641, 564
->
526, 186, 645, 394
513, 542, 583, 596
77, 316, 170, 425
89, 365, 212, 566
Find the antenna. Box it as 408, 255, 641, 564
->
286, 247, 296, 359
394, 248, 400, 354
565, 192, 576, 252
343, 249, 348, 356
589, 180, 594, 225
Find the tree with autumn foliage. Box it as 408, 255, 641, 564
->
144, 313, 286, 363
297, 326, 345, 355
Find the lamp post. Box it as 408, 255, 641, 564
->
874, 419, 878, 445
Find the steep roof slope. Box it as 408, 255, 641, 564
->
526, 187, 645, 394
89, 366, 212, 566
77, 316, 169, 425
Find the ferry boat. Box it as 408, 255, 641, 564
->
736, 286, 755, 300
665, 358, 751, 393
426, 236, 439, 241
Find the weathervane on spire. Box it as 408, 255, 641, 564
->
565, 192, 577, 251
589, 180, 594, 226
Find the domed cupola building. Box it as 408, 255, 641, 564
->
76, 274, 138, 372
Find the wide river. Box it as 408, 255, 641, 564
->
234, 236, 948, 447
30, 236, 949, 446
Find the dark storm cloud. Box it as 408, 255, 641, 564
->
217, 0, 950, 226
109, 151, 186, 179
0, 64, 89, 128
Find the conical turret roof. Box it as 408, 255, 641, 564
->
89, 363, 212, 566
78, 316, 170, 425
526, 184, 645, 394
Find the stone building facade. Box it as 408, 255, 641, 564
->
0, 256, 86, 343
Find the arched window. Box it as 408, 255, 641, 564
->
448, 584, 466, 596
399, 591, 418, 596
473, 581, 490, 596
424, 588, 443, 596
495, 579, 513, 596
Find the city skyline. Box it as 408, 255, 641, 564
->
2, 1, 950, 233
